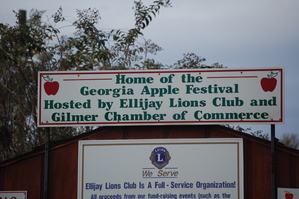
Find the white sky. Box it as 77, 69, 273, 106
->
1, 0, 299, 139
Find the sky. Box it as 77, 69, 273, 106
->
1, 0, 299, 140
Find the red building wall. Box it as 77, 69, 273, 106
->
1, 125, 299, 199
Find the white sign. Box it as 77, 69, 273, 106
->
0, 191, 27, 199
38, 68, 283, 126
78, 139, 244, 199
278, 187, 299, 199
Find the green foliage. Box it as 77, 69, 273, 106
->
173, 53, 226, 69
0, 10, 77, 161
142, 59, 164, 70
134, 0, 172, 30
0, 1, 173, 161
0, 1, 223, 161
280, 133, 299, 149
173, 53, 207, 69
250, 130, 270, 140
223, 125, 269, 140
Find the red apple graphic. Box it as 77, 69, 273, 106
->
261, 71, 278, 92
285, 192, 294, 199
43, 75, 59, 95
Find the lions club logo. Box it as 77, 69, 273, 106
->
149, 147, 171, 169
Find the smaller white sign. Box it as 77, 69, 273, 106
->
278, 187, 299, 199
0, 191, 27, 199
78, 138, 244, 199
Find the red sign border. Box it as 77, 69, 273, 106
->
38, 68, 284, 127
0, 191, 27, 199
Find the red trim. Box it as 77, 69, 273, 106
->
63, 78, 112, 81
39, 119, 283, 126
0, 191, 27, 193
280, 68, 284, 123
0, 191, 27, 198
207, 76, 258, 79
38, 68, 282, 75
38, 73, 43, 126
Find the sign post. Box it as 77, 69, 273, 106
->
43, 127, 50, 199
271, 124, 276, 199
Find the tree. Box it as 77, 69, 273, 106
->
223, 125, 270, 140
52, 0, 171, 71
173, 53, 206, 69
172, 53, 225, 69
280, 133, 299, 149
0, 0, 225, 161
250, 130, 270, 140
0, 0, 174, 161
0, 10, 76, 161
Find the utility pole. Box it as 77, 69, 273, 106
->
18, 9, 50, 199
18, 10, 27, 26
